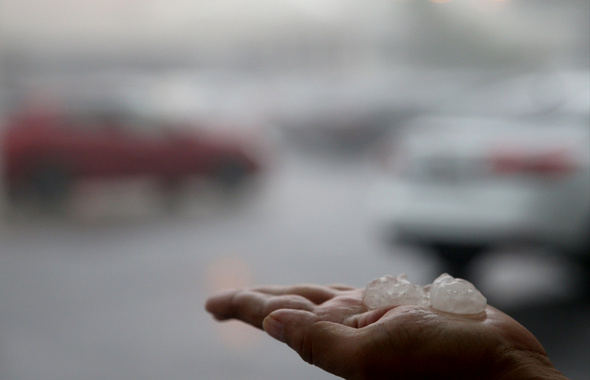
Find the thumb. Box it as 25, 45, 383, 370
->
263, 309, 361, 378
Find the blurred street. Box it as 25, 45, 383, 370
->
1, 142, 588, 380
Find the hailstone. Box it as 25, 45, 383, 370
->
362, 273, 487, 315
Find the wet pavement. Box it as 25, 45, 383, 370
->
1, 143, 588, 380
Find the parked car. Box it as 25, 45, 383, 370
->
1, 104, 264, 206
368, 72, 590, 285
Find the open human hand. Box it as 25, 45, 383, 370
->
205, 283, 566, 379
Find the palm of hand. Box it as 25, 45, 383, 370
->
206, 284, 551, 380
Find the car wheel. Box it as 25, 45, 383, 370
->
576, 219, 590, 301
158, 178, 184, 212
5, 181, 24, 205
431, 243, 485, 281
215, 160, 247, 190
29, 164, 72, 210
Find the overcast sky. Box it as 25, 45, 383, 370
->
0, 0, 356, 42
0, 0, 586, 68
0, 1, 576, 43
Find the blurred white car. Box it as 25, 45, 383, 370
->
369, 72, 590, 279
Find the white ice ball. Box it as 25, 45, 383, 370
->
362, 274, 428, 310
429, 274, 487, 314
362, 273, 487, 315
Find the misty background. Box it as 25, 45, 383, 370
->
1, 1, 589, 380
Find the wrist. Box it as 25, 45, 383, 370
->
496, 349, 568, 380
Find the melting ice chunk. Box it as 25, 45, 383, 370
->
429, 274, 487, 314
362, 274, 429, 310
362, 273, 487, 315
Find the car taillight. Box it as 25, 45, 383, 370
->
489, 147, 577, 177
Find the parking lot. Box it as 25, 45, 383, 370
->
1, 142, 588, 380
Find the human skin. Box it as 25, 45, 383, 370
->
205, 283, 568, 380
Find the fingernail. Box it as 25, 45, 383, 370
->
263, 316, 285, 342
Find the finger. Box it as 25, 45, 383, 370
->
252, 284, 338, 304
205, 290, 268, 327
205, 289, 243, 320
346, 306, 396, 329
206, 289, 315, 328
263, 309, 362, 379
328, 284, 357, 291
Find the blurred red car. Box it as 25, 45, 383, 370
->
1, 105, 263, 204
